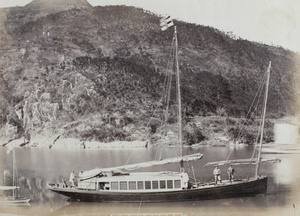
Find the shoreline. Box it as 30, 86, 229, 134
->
0, 136, 148, 149
1, 116, 291, 150
0, 135, 253, 150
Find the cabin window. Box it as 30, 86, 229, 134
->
145, 181, 151, 189
174, 180, 181, 188
167, 180, 173, 189
152, 181, 158, 189
129, 181, 136, 190
160, 180, 166, 189
98, 182, 105, 190
137, 181, 144, 190
99, 182, 110, 190
111, 181, 118, 190
120, 181, 127, 190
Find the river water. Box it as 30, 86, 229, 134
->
0, 143, 299, 216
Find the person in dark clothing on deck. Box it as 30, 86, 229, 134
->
227, 165, 235, 183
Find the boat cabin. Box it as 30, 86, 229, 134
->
77, 171, 189, 192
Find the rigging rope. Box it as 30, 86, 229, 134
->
249, 72, 268, 161
235, 71, 268, 143
163, 33, 176, 130
227, 69, 268, 163
125, 151, 134, 166
145, 31, 176, 132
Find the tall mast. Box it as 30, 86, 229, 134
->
174, 26, 183, 158
12, 148, 15, 199
255, 61, 271, 178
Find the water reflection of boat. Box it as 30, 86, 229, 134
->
51, 202, 190, 216
49, 197, 277, 216
48, 17, 276, 203
1, 148, 30, 205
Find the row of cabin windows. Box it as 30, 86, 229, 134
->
110, 180, 181, 190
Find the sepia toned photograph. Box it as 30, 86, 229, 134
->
0, 0, 299, 215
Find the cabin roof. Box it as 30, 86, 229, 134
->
95, 171, 188, 181
124, 171, 183, 177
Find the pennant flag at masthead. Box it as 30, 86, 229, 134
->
160, 16, 174, 31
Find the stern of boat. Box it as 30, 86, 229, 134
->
257, 175, 268, 194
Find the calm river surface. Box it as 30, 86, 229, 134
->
0, 143, 299, 216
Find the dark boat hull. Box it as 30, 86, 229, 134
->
48, 176, 267, 203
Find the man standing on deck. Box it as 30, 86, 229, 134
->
227, 165, 235, 183
213, 165, 222, 185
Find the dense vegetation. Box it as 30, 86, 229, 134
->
0, 0, 299, 145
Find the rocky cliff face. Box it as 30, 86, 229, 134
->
0, 3, 298, 146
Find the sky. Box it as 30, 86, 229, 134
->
0, 0, 299, 53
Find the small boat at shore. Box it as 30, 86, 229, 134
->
0, 194, 30, 206
48, 17, 277, 203
1, 148, 30, 205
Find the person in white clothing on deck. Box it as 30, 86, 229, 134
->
69, 170, 75, 187
213, 165, 222, 185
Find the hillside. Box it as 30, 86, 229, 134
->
0, 2, 299, 146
